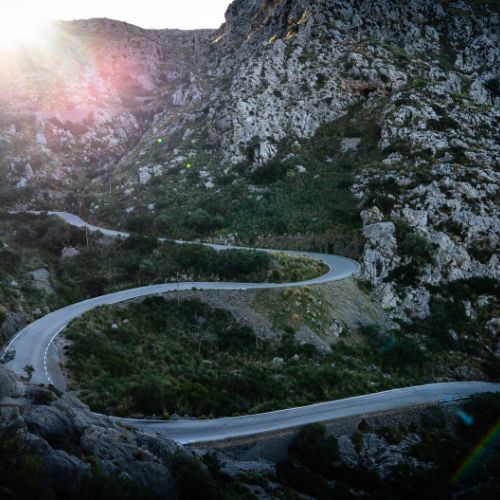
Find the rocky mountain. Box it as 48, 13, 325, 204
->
0, 1, 499, 357
2, 363, 499, 499
0, 1, 499, 496
0, 18, 213, 199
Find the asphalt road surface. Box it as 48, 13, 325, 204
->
3, 212, 498, 444
124, 381, 500, 444
4, 211, 359, 387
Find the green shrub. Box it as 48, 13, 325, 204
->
378, 427, 404, 445
427, 116, 459, 131
249, 160, 289, 185
289, 424, 339, 478
482, 356, 500, 380
0, 247, 21, 270
186, 209, 224, 233
33, 389, 55, 405
131, 376, 166, 415
484, 77, 500, 97
214, 249, 271, 280
396, 222, 434, 263
172, 452, 217, 500
387, 222, 435, 285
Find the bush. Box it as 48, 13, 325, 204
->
186, 209, 224, 233
131, 376, 165, 415
0, 247, 21, 271
172, 453, 217, 500
387, 222, 435, 285
444, 277, 498, 300
427, 116, 459, 131
33, 389, 54, 405
396, 222, 434, 263
216, 325, 256, 352
482, 356, 500, 380
289, 424, 339, 478
484, 77, 500, 97
249, 160, 289, 185
214, 249, 271, 280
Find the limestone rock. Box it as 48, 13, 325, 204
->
221, 459, 276, 477
361, 206, 384, 225
0, 311, 29, 343
338, 435, 359, 468
30, 268, 54, 294
363, 222, 398, 284
0, 365, 21, 398
8, 388, 180, 497
61, 247, 80, 259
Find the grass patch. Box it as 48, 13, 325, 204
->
254, 286, 330, 337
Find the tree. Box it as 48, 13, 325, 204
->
23, 364, 35, 381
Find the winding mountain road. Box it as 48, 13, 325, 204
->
3, 211, 499, 444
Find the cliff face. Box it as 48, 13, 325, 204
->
0, 1, 499, 331
0, 3, 499, 494
0, 19, 213, 193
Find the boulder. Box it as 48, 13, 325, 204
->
360, 206, 383, 225
0, 365, 21, 398
30, 268, 54, 294
1, 311, 29, 343
61, 247, 80, 259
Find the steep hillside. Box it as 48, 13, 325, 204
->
0, 19, 213, 202
1, 0, 499, 362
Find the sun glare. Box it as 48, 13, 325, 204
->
0, 16, 48, 49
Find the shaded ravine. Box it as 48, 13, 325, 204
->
3, 212, 499, 444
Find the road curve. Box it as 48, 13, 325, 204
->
3, 211, 359, 388
3, 212, 499, 444
125, 381, 500, 444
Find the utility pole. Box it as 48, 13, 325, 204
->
176, 272, 180, 305
85, 226, 89, 248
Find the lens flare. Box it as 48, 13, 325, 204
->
0, 16, 48, 50
451, 418, 500, 485
457, 410, 474, 426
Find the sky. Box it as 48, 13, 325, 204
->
1, 0, 233, 30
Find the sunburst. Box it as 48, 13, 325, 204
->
0, 16, 50, 50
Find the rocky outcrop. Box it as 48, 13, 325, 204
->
61, 247, 80, 259
1, 2, 498, 334
0, 377, 181, 496
0, 311, 29, 344
362, 222, 399, 284
0, 364, 21, 398
0, 19, 213, 197
30, 268, 54, 294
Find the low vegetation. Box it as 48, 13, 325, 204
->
272, 393, 500, 498
254, 286, 331, 337
406, 277, 499, 353
0, 213, 325, 345
65, 297, 465, 418
386, 221, 436, 286
90, 102, 386, 255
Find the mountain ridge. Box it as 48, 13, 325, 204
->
1, 0, 498, 338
